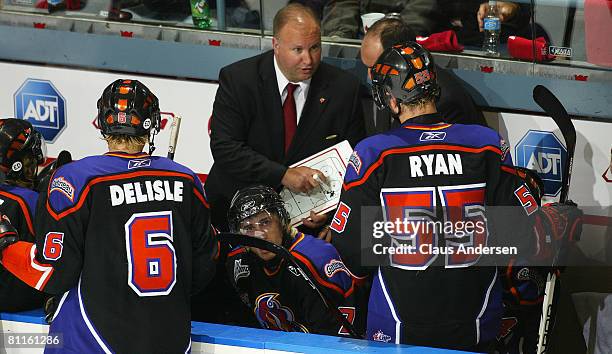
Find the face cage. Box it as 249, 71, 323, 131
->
371, 83, 388, 110
229, 203, 288, 234
237, 210, 278, 239
29, 130, 47, 165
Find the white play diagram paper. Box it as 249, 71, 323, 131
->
281, 140, 353, 227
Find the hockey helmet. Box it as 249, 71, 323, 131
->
227, 185, 290, 234
370, 41, 440, 110
0, 118, 46, 182
97, 79, 161, 138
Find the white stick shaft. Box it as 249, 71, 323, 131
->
537, 273, 557, 353
167, 115, 182, 160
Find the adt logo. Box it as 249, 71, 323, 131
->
515, 130, 567, 197
14, 79, 66, 142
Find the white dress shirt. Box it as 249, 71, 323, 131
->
274, 56, 311, 125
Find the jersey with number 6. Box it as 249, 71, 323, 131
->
1, 152, 217, 353
330, 113, 521, 349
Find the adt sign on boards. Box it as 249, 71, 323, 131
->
14, 79, 66, 143
515, 130, 567, 197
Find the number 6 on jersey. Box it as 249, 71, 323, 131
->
125, 211, 176, 297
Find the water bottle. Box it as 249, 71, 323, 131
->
482, 1, 501, 57
190, 0, 211, 29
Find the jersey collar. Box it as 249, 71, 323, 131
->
104, 152, 150, 159
401, 112, 446, 126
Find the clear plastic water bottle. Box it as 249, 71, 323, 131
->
482, 1, 501, 57
190, 0, 211, 29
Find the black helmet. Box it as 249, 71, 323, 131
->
370, 41, 440, 110
0, 118, 46, 182
97, 79, 161, 138
227, 185, 289, 233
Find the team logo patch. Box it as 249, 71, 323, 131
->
233, 259, 250, 282
517, 267, 545, 293
348, 151, 362, 174
372, 330, 392, 343
419, 131, 446, 142
11, 161, 22, 172
50, 176, 75, 201
128, 158, 151, 169
324, 259, 350, 278
254, 293, 308, 333
143, 119, 151, 129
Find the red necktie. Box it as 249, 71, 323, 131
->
283, 83, 299, 153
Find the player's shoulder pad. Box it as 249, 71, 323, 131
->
451, 125, 512, 164
0, 184, 39, 213
449, 124, 505, 148
149, 156, 206, 194
345, 133, 403, 183
292, 234, 353, 290
115, 155, 207, 201
47, 157, 96, 211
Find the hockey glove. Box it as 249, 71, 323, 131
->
36, 150, 72, 193
533, 201, 583, 264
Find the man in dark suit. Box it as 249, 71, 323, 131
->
360, 17, 487, 135
206, 3, 365, 232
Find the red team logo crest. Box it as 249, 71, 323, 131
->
254, 293, 308, 333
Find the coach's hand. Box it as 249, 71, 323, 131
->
0, 215, 18, 254
302, 211, 328, 229
282, 167, 326, 194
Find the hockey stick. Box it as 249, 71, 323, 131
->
219, 232, 363, 339
166, 114, 182, 160
532, 85, 576, 353
532, 85, 576, 203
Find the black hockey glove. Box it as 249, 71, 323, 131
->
533, 201, 583, 264
36, 150, 72, 193
0, 215, 19, 253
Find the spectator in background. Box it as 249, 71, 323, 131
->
437, 0, 533, 46
322, 0, 440, 38
321, 1, 533, 45
360, 18, 487, 135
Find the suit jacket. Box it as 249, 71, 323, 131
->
206, 50, 365, 229
363, 65, 487, 135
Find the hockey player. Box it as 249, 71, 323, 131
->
226, 185, 364, 336
0, 79, 217, 353
329, 42, 582, 352
0, 118, 47, 312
